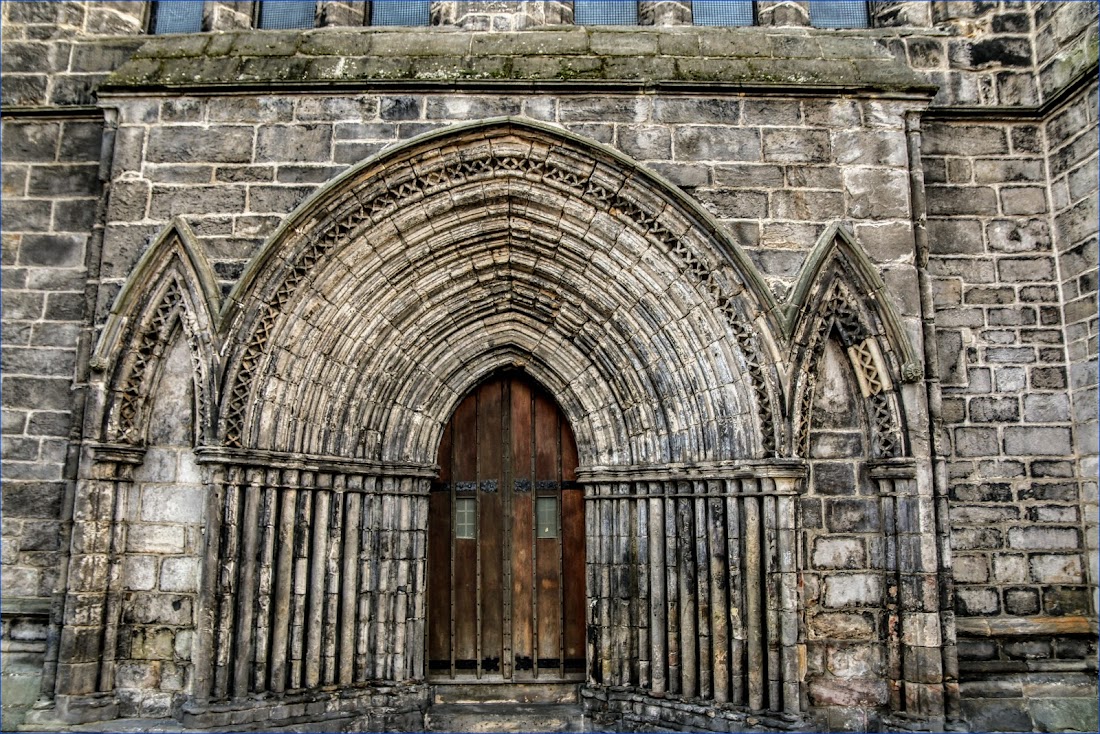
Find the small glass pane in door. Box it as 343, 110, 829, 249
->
536, 497, 557, 538
455, 497, 476, 539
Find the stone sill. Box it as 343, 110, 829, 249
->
960, 659, 1100, 675
956, 615, 1097, 638
98, 26, 935, 97
0, 597, 51, 618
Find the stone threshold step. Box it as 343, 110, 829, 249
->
432, 681, 581, 704
426, 703, 587, 733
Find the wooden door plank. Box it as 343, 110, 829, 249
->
534, 393, 562, 669
478, 379, 504, 674
427, 425, 452, 667
429, 374, 584, 683
452, 394, 478, 667
561, 422, 583, 669
426, 459, 448, 664
562, 486, 585, 666
510, 379, 534, 676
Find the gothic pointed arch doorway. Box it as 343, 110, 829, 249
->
427, 372, 586, 682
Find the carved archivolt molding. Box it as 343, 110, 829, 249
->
218, 119, 783, 463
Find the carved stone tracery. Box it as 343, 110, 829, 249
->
794, 282, 905, 459
98, 225, 220, 448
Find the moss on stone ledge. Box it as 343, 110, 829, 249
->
102, 26, 936, 95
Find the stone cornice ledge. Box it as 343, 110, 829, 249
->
194, 445, 437, 479
96, 26, 937, 98
577, 458, 807, 484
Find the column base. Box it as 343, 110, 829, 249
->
23, 693, 119, 727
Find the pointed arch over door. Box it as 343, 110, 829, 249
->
216, 118, 784, 467
428, 372, 585, 681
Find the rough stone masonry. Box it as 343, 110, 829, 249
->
1, 2, 1096, 733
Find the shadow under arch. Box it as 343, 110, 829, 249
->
215, 117, 786, 466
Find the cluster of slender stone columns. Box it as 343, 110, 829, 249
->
50, 446, 956, 729
50, 444, 146, 723
871, 459, 952, 725
580, 465, 803, 715
191, 458, 431, 703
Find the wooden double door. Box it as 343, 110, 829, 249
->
428, 373, 585, 681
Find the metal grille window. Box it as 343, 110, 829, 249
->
257, 1, 316, 30
808, 1, 869, 28
536, 497, 558, 539
455, 498, 477, 539
574, 1, 638, 26
371, 1, 430, 26
693, 0, 755, 27
150, 1, 204, 34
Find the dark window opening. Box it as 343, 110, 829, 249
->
150, 0, 204, 34
693, 0, 755, 27
257, 0, 316, 30
371, 1, 431, 26
574, 0, 638, 25
809, 1, 870, 28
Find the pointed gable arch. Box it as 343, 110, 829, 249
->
785, 225, 922, 458
92, 219, 221, 446
215, 117, 787, 465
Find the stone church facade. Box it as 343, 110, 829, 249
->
1, 2, 1096, 732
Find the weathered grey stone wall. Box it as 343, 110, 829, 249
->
0, 114, 105, 728
801, 341, 885, 731
922, 112, 1096, 730
1037, 2, 1099, 615
0, 3, 1096, 732
112, 338, 206, 717
0, 1, 144, 108
88, 83, 928, 728
95, 90, 924, 318
924, 114, 1081, 620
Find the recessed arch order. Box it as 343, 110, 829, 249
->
217, 118, 788, 468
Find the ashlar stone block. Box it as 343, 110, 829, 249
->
823, 573, 882, 608
159, 557, 199, 592
139, 486, 204, 524
812, 537, 866, 570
